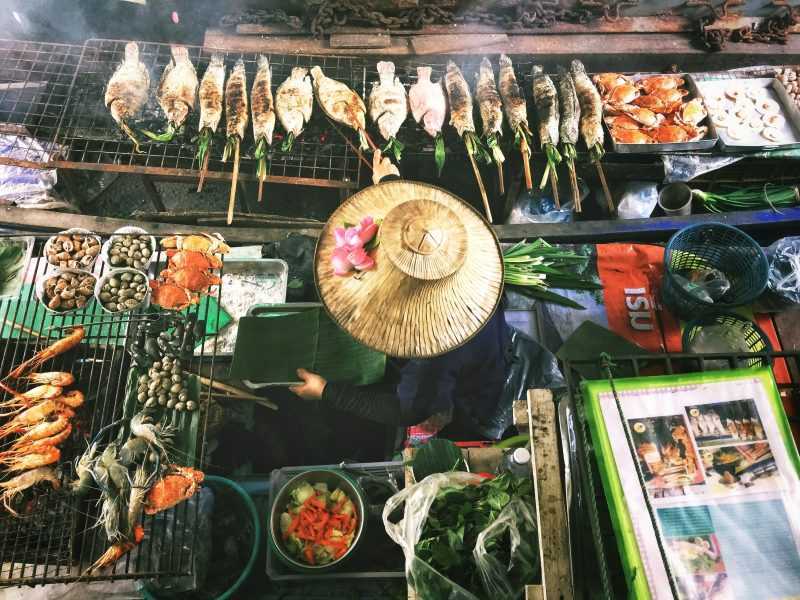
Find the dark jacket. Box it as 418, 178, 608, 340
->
322, 309, 510, 432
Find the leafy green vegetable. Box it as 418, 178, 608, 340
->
0, 243, 26, 295
412, 473, 538, 598
412, 439, 465, 481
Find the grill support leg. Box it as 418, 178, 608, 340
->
139, 176, 167, 213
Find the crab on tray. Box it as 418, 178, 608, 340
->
594, 72, 718, 151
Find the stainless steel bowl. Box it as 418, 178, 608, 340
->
268, 469, 367, 572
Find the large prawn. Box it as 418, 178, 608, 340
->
0, 385, 64, 413
14, 412, 72, 445
5, 326, 84, 381
86, 524, 144, 574
1, 423, 72, 459
0, 466, 60, 516
0, 446, 60, 472
0, 395, 81, 439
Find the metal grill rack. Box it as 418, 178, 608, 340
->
562, 350, 800, 599
0, 40, 81, 164
0, 235, 221, 586
57, 39, 364, 189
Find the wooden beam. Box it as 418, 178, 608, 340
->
330, 32, 392, 49
527, 389, 574, 600
411, 33, 508, 55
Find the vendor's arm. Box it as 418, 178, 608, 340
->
290, 368, 404, 425
372, 149, 400, 184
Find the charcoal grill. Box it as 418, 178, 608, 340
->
0, 236, 222, 586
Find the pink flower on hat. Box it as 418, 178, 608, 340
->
331, 215, 379, 276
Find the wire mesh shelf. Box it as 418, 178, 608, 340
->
562, 350, 800, 599
0, 235, 221, 586
56, 39, 364, 188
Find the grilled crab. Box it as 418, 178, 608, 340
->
675, 98, 707, 127
167, 249, 223, 271
606, 83, 639, 106
160, 233, 230, 254
149, 280, 197, 311
610, 127, 654, 144
144, 465, 204, 515
160, 267, 220, 293
638, 75, 684, 95
593, 72, 631, 96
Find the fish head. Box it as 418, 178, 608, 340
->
570, 60, 587, 76
531, 65, 544, 77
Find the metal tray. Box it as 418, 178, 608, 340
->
197, 257, 288, 357
693, 76, 800, 152
606, 74, 719, 153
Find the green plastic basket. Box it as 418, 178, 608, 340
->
662, 223, 768, 320
682, 312, 773, 368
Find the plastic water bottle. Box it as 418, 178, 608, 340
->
501, 447, 532, 479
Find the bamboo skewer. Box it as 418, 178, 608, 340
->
595, 161, 614, 213
519, 135, 533, 191
567, 160, 581, 212
257, 173, 265, 204
226, 138, 241, 225
550, 170, 561, 209
496, 162, 505, 196
325, 118, 373, 172
466, 146, 493, 222
197, 150, 210, 193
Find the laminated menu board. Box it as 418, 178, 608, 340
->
583, 368, 800, 600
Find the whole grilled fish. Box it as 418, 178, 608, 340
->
444, 61, 475, 136
531, 66, 559, 147
155, 45, 197, 130
104, 42, 149, 151
198, 53, 225, 134
557, 67, 580, 146
408, 66, 446, 139
570, 59, 604, 152
225, 59, 248, 141
275, 67, 313, 147
475, 58, 503, 136
497, 54, 528, 133
368, 61, 407, 142
310, 66, 367, 149
251, 55, 275, 145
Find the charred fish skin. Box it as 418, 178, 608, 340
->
310, 66, 367, 148
557, 66, 580, 146
444, 61, 475, 136
497, 54, 528, 133
105, 42, 149, 127
367, 61, 408, 142
156, 45, 198, 129
408, 66, 446, 139
570, 59, 604, 151
531, 65, 560, 147
275, 67, 313, 139
475, 58, 503, 136
225, 59, 249, 141
251, 55, 276, 145
198, 53, 225, 133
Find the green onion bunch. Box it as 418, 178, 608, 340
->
503, 239, 602, 309
693, 184, 799, 213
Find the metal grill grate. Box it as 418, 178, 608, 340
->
0, 39, 81, 164
0, 236, 221, 585
56, 39, 364, 188
562, 350, 800, 599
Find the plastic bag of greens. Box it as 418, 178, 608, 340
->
763, 236, 800, 310
383, 472, 539, 600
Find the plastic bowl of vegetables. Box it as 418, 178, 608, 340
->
269, 469, 366, 572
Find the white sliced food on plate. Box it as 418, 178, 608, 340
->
761, 126, 782, 142
755, 98, 781, 115
725, 124, 746, 140
763, 113, 786, 128
725, 87, 744, 101
745, 86, 768, 101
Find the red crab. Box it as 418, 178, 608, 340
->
167, 249, 223, 271
145, 465, 204, 515
149, 280, 197, 310
160, 267, 220, 293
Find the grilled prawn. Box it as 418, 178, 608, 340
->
105, 42, 149, 153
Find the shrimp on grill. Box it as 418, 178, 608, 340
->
1, 423, 72, 458
13, 412, 72, 445
20, 372, 75, 387
0, 467, 60, 516
0, 446, 60, 472
5, 326, 84, 381
0, 384, 64, 412
0, 400, 79, 439
86, 525, 144, 574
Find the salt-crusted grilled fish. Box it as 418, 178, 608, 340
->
251, 55, 275, 146
444, 61, 475, 137
570, 59, 605, 161
475, 57, 504, 175
310, 66, 368, 150
144, 45, 197, 142
368, 61, 408, 161
531, 65, 562, 189
225, 59, 249, 146
275, 67, 313, 151
409, 66, 447, 174
104, 42, 149, 152
497, 54, 529, 134
195, 53, 225, 168
557, 66, 582, 210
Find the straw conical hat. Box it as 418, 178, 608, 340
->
315, 180, 503, 358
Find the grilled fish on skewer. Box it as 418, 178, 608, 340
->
557, 67, 582, 211
223, 59, 248, 226
275, 67, 313, 152
144, 45, 198, 142
368, 61, 408, 161
105, 42, 149, 153
310, 66, 369, 150
444, 61, 492, 222
195, 53, 225, 187
408, 66, 447, 175
476, 58, 505, 193
531, 66, 562, 200
498, 54, 533, 191
571, 59, 614, 212
251, 55, 275, 202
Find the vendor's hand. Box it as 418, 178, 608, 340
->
372, 149, 399, 185
290, 368, 327, 401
